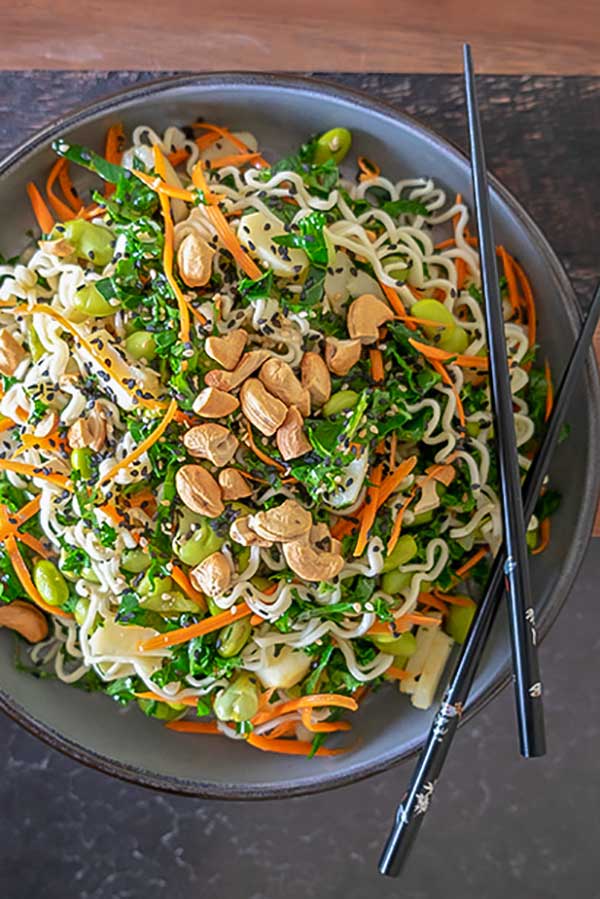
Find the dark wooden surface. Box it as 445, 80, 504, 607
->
2, 1, 600, 74
1, 74, 600, 899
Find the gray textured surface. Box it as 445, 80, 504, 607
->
1, 73, 600, 899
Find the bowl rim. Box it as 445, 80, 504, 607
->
1, 71, 598, 800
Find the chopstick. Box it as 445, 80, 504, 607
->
379, 276, 600, 877
463, 43, 546, 758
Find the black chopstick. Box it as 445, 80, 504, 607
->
379, 277, 600, 877
463, 43, 546, 758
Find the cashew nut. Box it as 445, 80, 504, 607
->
192, 387, 240, 418
347, 294, 395, 344
205, 329, 248, 371
204, 350, 271, 392
0, 330, 26, 377
249, 499, 312, 543
259, 358, 311, 416
324, 337, 362, 376
177, 232, 215, 288
176, 464, 224, 518
300, 352, 331, 407
218, 467, 253, 500
183, 423, 239, 467
276, 406, 311, 461
0, 600, 48, 643
230, 514, 273, 548
282, 524, 345, 582
67, 403, 107, 452
240, 378, 288, 437
190, 551, 232, 597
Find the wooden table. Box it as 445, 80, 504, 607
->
1, 71, 599, 531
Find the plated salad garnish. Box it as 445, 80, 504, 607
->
0, 121, 556, 756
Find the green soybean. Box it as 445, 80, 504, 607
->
57, 219, 114, 267
439, 324, 469, 354
384, 253, 410, 282
237, 546, 251, 573
322, 390, 359, 417
213, 673, 260, 722
250, 575, 273, 593
466, 420, 480, 438
125, 331, 156, 362
314, 127, 352, 165
381, 569, 413, 595
411, 298, 455, 339
445, 600, 476, 644
217, 618, 252, 658
121, 548, 151, 573
81, 567, 100, 584
206, 596, 222, 616
138, 573, 173, 598
382, 534, 417, 572
409, 509, 434, 526
33, 559, 69, 607
73, 283, 116, 318
26, 321, 44, 362
176, 518, 224, 566
74, 597, 90, 627
137, 698, 186, 721
526, 528, 538, 550
71, 447, 92, 479
371, 631, 417, 657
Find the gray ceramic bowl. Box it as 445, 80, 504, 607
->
1, 74, 598, 799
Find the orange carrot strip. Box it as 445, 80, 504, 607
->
408, 338, 489, 369
331, 516, 359, 540
0, 417, 16, 434
0, 459, 71, 490
166, 720, 220, 734
265, 693, 358, 717
192, 123, 269, 168
358, 156, 380, 182
206, 205, 262, 278
532, 517, 551, 555
170, 564, 206, 611
455, 546, 488, 578
512, 258, 537, 347
369, 348, 384, 382
544, 359, 553, 422
353, 464, 384, 557
99, 397, 177, 486
300, 709, 352, 733
139, 603, 252, 652
418, 592, 448, 614
432, 591, 474, 607
386, 665, 412, 681
498, 246, 521, 317
4, 534, 71, 618
14, 531, 53, 560
167, 148, 190, 166
26, 182, 54, 233
377, 455, 417, 509
131, 168, 196, 203
435, 237, 456, 250
46, 159, 77, 221
209, 152, 263, 170
247, 733, 347, 756
104, 123, 125, 197
136, 691, 198, 707
379, 280, 414, 325
387, 488, 416, 554
14, 495, 42, 528
57, 161, 84, 212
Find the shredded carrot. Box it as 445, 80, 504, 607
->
99, 397, 177, 486
386, 665, 412, 681
153, 146, 194, 344
46, 159, 77, 221
532, 517, 551, 555
377, 456, 417, 509
432, 590, 474, 607
4, 534, 71, 618
455, 546, 488, 578
166, 720, 220, 734
300, 709, 352, 733
369, 348, 384, 382
368, 612, 441, 636
409, 338, 488, 369
354, 464, 383, 557
170, 564, 206, 611
544, 359, 553, 422
266, 721, 299, 738
193, 123, 269, 168
244, 424, 287, 473
246, 733, 347, 756
13, 531, 53, 560
57, 161, 84, 212
19, 430, 69, 457
26, 182, 54, 233
435, 237, 456, 250
209, 152, 263, 170
264, 693, 358, 718
207, 204, 263, 279
131, 169, 196, 203
513, 258, 537, 347
15, 304, 166, 412
135, 691, 195, 706
358, 156, 380, 182
498, 246, 521, 319
0, 417, 16, 434
14, 495, 42, 528
331, 516, 359, 540
167, 148, 190, 167
249, 614, 263, 626
139, 603, 252, 652
387, 488, 416, 555
455, 257, 467, 291
104, 123, 125, 197
379, 280, 413, 324
0, 459, 71, 490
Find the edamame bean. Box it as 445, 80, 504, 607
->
383, 253, 410, 281
26, 321, 44, 362
121, 548, 151, 573
372, 631, 417, 656
140, 586, 198, 615
125, 331, 156, 362
381, 569, 412, 594
74, 597, 90, 626
137, 698, 186, 721
411, 298, 455, 339
217, 618, 252, 658
33, 559, 69, 607
313, 127, 352, 165
445, 599, 476, 644
439, 324, 469, 354
71, 447, 92, 479
176, 518, 224, 566
206, 596, 222, 616
138, 573, 173, 597
526, 528, 538, 550
322, 390, 359, 417
81, 567, 100, 584
237, 546, 251, 573
58, 220, 114, 267
213, 673, 260, 722
73, 283, 116, 318
382, 534, 417, 572
466, 420, 480, 438
250, 576, 273, 592
409, 509, 434, 526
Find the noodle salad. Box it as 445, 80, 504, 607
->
0, 121, 557, 757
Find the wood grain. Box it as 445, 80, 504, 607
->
2, 1, 600, 73
0, 72, 598, 534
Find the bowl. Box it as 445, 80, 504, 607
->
1, 73, 598, 799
